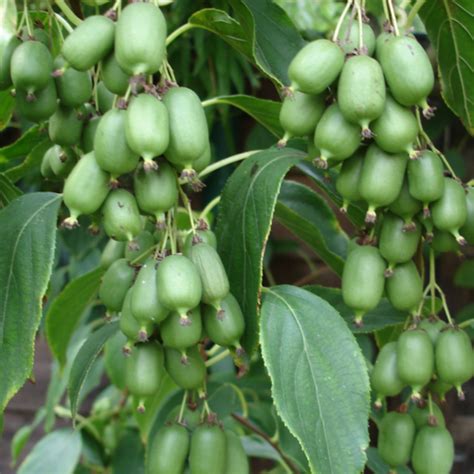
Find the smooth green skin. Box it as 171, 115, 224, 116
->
62, 16, 115, 71
314, 103, 361, 162
189, 424, 227, 474
53, 56, 92, 108
101, 53, 129, 95
460, 187, 474, 244
125, 342, 165, 397
120, 288, 153, 341
418, 319, 446, 344
397, 329, 434, 392
0, 35, 20, 90
337, 55, 386, 129
166, 405, 201, 430
337, 20, 376, 55
435, 328, 472, 389
134, 161, 178, 218
183, 230, 217, 256
102, 189, 143, 242
279, 91, 325, 138
372, 95, 418, 154
125, 230, 155, 264
379, 214, 421, 264
115, 2, 167, 75
100, 239, 125, 268
40, 151, 56, 180
335, 154, 363, 206
125, 94, 170, 162
189, 243, 229, 308
97, 81, 114, 114
409, 401, 445, 429
16, 78, 57, 122
341, 245, 386, 316
386, 261, 423, 312
48, 106, 84, 147
81, 116, 100, 153
63, 152, 110, 219
411, 426, 454, 474
427, 378, 452, 400
193, 142, 212, 173
165, 345, 206, 390
371, 341, 405, 398
375, 32, 393, 61
203, 293, 245, 348
358, 145, 407, 211
99, 258, 135, 312
156, 255, 203, 318
161, 307, 202, 350
224, 431, 249, 474
408, 151, 445, 204
431, 230, 459, 253
163, 87, 209, 168
48, 146, 76, 178
288, 39, 344, 94
11, 40, 53, 93
431, 178, 468, 234
147, 424, 189, 474
94, 109, 140, 177
379, 35, 434, 107
377, 412, 416, 468
388, 179, 422, 230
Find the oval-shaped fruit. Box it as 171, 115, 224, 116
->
48, 146, 76, 178
183, 229, 217, 256
99, 258, 135, 312
115, 2, 166, 75
337, 19, 376, 55
156, 254, 202, 321
40, 149, 56, 180
397, 329, 434, 396
163, 87, 209, 170
165, 345, 206, 390
0, 35, 20, 90
125, 93, 169, 168
189, 423, 227, 474
102, 189, 143, 242
377, 412, 416, 468
63, 152, 110, 226
125, 230, 155, 264
101, 53, 129, 96
62, 15, 115, 71
161, 306, 202, 350
431, 230, 460, 254
53, 56, 92, 107
389, 178, 423, 228
418, 318, 446, 344
94, 109, 140, 178
81, 116, 100, 153
358, 145, 407, 222
341, 245, 386, 324
409, 400, 445, 429
120, 288, 153, 344
375, 32, 393, 61
386, 261, 423, 312
224, 430, 249, 474
460, 187, 474, 244
11, 40, 53, 95
335, 153, 364, 211
147, 424, 189, 474
428, 378, 452, 401
411, 426, 454, 474
49, 106, 84, 146
314, 103, 361, 167
193, 142, 212, 173
16, 79, 58, 122
288, 39, 344, 94
166, 404, 201, 431
337, 55, 385, 135
96, 81, 114, 114
100, 239, 125, 268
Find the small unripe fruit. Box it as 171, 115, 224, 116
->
386, 261, 423, 313
411, 426, 454, 474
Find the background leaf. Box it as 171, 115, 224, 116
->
111, 429, 145, 474
0, 126, 46, 166
454, 259, 474, 288
0, 89, 15, 130
0, 172, 21, 207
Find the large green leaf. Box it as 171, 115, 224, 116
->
216, 148, 304, 354
420, 0, 474, 134
260, 285, 370, 473
275, 180, 348, 275
0, 172, 21, 207
0, 192, 61, 412
366, 447, 412, 474
46, 267, 104, 367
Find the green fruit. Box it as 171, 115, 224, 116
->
63, 152, 110, 226
341, 245, 386, 324
40, 149, 56, 180
460, 187, 474, 244
377, 412, 416, 468
358, 144, 407, 222
418, 318, 446, 344
431, 230, 460, 253
125, 93, 170, 168
189, 424, 227, 474
411, 426, 454, 474
224, 431, 249, 474
166, 404, 201, 430
53, 56, 92, 107
372, 94, 418, 155
386, 261, 423, 312
81, 116, 100, 153
147, 424, 189, 474
94, 109, 140, 178
288, 39, 344, 94
313, 103, 361, 167
337, 19, 376, 55
16, 78, 57, 122
431, 178, 467, 243
125, 230, 155, 264
379, 35, 434, 108
62, 16, 115, 71
120, 288, 153, 343
48, 106, 84, 146
101, 53, 129, 95
156, 254, 202, 321
0, 35, 20, 90
337, 55, 385, 135
115, 2, 166, 75
161, 306, 202, 350
100, 239, 125, 268
427, 378, 452, 401
165, 345, 206, 390
48, 146, 76, 178
11, 40, 53, 95
102, 189, 143, 242
335, 153, 363, 211
397, 329, 434, 396
409, 400, 445, 429
375, 32, 393, 61
203, 293, 245, 349
163, 87, 209, 170
183, 229, 217, 256
389, 178, 423, 229
193, 142, 212, 173
99, 258, 135, 312
96, 81, 115, 114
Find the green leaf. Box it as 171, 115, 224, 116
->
5, 139, 52, 183
366, 447, 413, 474
260, 285, 370, 473
46, 267, 104, 367
68, 321, 119, 419
111, 429, 145, 474
0, 0, 17, 35
17, 428, 82, 474
11, 425, 33, 464
0, 192, 61, 412
216, 148, 304, 354
0, 89, 15, 130
420, 0, 474, 134
0, 125, 46, 165
275, 180, 348, 275
454, 259, 474, 288
0, 172, 22, 207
